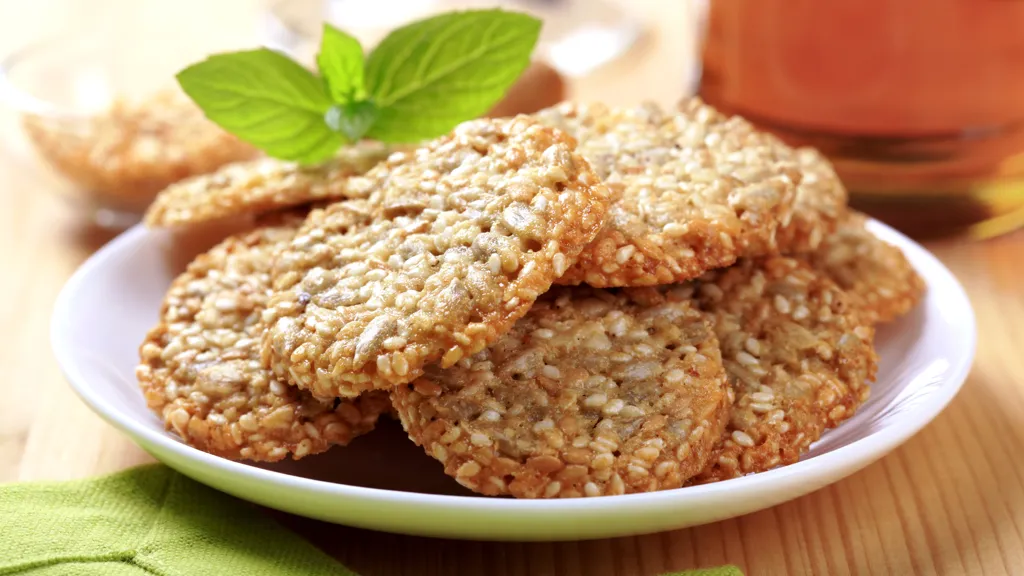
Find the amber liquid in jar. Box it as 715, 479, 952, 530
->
698, 0, 1024, 239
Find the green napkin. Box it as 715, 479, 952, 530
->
0, 465, 742, 576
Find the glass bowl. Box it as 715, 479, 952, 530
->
0, 30, 258, 230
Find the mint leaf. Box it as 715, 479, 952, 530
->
317, 24, 366, 102
177, 48, 341, 164
325, 100, 378, 141
364, 9, 541, 142
175, 10, 541, 160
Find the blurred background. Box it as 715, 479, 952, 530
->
0, 0, 697, 230
3, 0, 1024, 239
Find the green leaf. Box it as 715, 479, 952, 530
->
177, 48, 341, 164
364, 9, 541, 142
317, 23, 366, 102
325, 100, 378, 142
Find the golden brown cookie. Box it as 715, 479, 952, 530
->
670, 256, 877, 483
536, 98, 802, 287
263, 116, 610, 399
136, 218, 389, 462
391, 286, 731, 498
806, 212, 925, 324
775, 147, 848, 254
143, 142, 394, 228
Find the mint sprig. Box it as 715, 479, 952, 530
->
177, 10, 542, 164
317, 24, 365, 103
364, 11, 541, 142
177, 49, 341, 164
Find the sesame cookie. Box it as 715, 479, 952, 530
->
263, 116, 610, 399
536, 98, 801, 287
806, 212, 925, 324
775, 147, 848, 254
143, 142, 394, 228
136, 218, 390, 461
390, 286, 731, 498
670, 256, 877, 483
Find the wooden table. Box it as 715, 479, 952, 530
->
3, 2, 1023, 574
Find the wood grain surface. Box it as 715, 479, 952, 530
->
2, 1, 1023, 575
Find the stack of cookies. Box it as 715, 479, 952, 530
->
137, 98, 925, 498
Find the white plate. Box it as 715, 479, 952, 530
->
51, 218, 975, 541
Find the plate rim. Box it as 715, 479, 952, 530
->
50, 218, 977, 532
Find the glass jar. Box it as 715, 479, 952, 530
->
697, 0, 1024, 239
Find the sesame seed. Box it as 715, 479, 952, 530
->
774, 295, 791, 314
457, 461, 482, 477
731, 430, 755, 447
584, 393, 608, 409
544, 481, 562, 498
735, 351, 759, 366
602, 399, 625, 416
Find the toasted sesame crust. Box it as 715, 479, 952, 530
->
671, 257, 877, 483
143, 142, 395, 228
262, 116, 611, 399
391, 286, 731, 498
536, 99, 801, 287
136, 218, 389, 462
775, 147, 848, 254
805, 212, 925, 324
